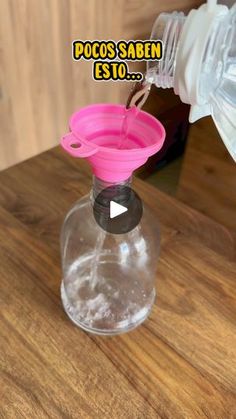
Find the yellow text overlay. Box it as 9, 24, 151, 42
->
72, 39, 163, 81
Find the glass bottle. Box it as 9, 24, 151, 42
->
60, 175, 160, 335
60, 103, 165, 335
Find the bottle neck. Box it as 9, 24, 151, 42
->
91, 176, 132, 203
146, 11, 186, 89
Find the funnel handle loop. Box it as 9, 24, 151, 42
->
60, 133, 98, 157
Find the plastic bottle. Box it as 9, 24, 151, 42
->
146, 0, 236, 161
60, 104, 165, 335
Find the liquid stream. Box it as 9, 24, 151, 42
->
90, 78, 151, 288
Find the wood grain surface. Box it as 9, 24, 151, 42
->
0, 0, 203, 170
177, 117, 236, 232
0, 147, 236, 418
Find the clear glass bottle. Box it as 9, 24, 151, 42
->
60, 103, 165, 335
60, 176, 160, 335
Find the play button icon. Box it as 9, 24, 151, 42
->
93, 184, 143, 234
110, 201, 128, 219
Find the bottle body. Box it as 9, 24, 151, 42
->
60, 178, 160, 335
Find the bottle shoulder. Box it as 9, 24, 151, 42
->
61, 194, 160, 253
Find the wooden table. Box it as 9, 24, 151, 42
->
0, 147, 236, 418
177, 117, 236, 232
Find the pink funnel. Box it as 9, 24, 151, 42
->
61, 104, 165, 182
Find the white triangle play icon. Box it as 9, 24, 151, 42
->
110, 200, 128, 219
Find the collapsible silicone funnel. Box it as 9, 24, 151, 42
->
61, 104, 165, 182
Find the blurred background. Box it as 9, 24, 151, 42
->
0, 0, 235, 231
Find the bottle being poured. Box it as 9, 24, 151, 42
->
145, 0, 236, 161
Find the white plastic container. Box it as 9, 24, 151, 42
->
147, 1, 236, 161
